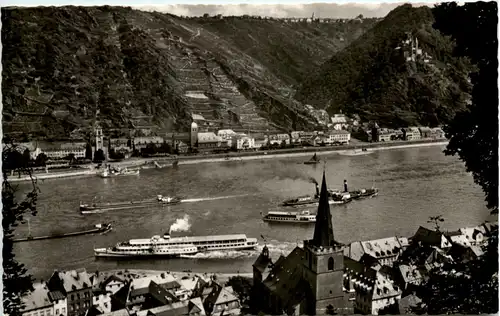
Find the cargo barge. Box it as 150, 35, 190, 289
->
80, 195, 182, 214
13, 223, 112, 243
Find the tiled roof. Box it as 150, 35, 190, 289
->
398, 264, 424, 284
197, 132, 221, 143
448, 234, 472, 247
361, 237, 402, 259
130, 274, 177, 297
329, 130, 350, 135
55, 269, 92, 293
103, 275, 126, 287
22, 283, 52, 312
48, 290, 65, 302
213, 286, 239, 305
189, 297, 206, 316
148, 281, 179, 305
372, 272, 401, 300
263, 247, 306, 305
179, 278, 198, 291
100, 308, 133, 316
138, 300, 201, 316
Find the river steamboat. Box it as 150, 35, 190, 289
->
94, 232, 258, 258
262, 210, 316, 223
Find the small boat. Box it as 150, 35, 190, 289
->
304, 153, 321, 165
338, 148, 373, 156
157, 195, 182, 205
262, 210, 316, 223
13, 222, 112, 243
99, 167, 140, 178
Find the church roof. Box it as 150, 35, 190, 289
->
311, 171, 336, 247
263, 247, 307, 310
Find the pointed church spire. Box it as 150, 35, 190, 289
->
312, 170, 336, 247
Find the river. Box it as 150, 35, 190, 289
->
13, 145, 495, 280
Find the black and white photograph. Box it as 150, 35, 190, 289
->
1, 1, 498, 315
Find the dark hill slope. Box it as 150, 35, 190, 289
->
295, 4, 472, 127
2, 6, 378, 140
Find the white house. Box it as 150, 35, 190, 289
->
331, 114, 349, 130
217, 129, 237, 141
267, 134, 290, 145
328, 130, 351, 144
344, 259, 402, 315
230, 134, 255, 151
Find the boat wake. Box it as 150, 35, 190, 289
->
179, 241, 299, 260
181, 194, 250, 203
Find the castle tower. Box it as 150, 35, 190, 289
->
302, 170, 346, 315
190, 121, 199, 148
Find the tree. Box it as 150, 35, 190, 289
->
2, 143, 39, 315
34, 153, 48, 167
22, 149, 31, 167
93, 149, 105, 162
85, 143, 93, 160
433, 1, 498, 214
417, 227, 498, 314
226, 276, 253, 305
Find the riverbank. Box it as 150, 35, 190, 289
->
8, 139, 448, 182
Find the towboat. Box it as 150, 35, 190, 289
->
99, 167, 140, 178
157, 195, 182, 205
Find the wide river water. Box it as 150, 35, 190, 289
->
13, 145, 495, 280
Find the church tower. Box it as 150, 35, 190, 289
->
302, 170, 346, 315
95, 123, 104, 152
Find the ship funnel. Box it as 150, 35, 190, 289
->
315, 183, 319, 196
344, 179, 348, 193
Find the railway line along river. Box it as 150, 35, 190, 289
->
13, 145, 495, 280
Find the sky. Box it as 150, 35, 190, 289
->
1, 1, 447, 18
1, 0, 475, 18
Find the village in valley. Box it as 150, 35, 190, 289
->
7, 111, 446, 171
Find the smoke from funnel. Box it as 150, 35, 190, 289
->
310, 177, 319, 196
169, 215, 191, 235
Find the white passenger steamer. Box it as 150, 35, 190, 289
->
262, 210, 316, 223
94, 231, 258, 258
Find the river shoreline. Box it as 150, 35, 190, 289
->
8, 139, 448, 182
